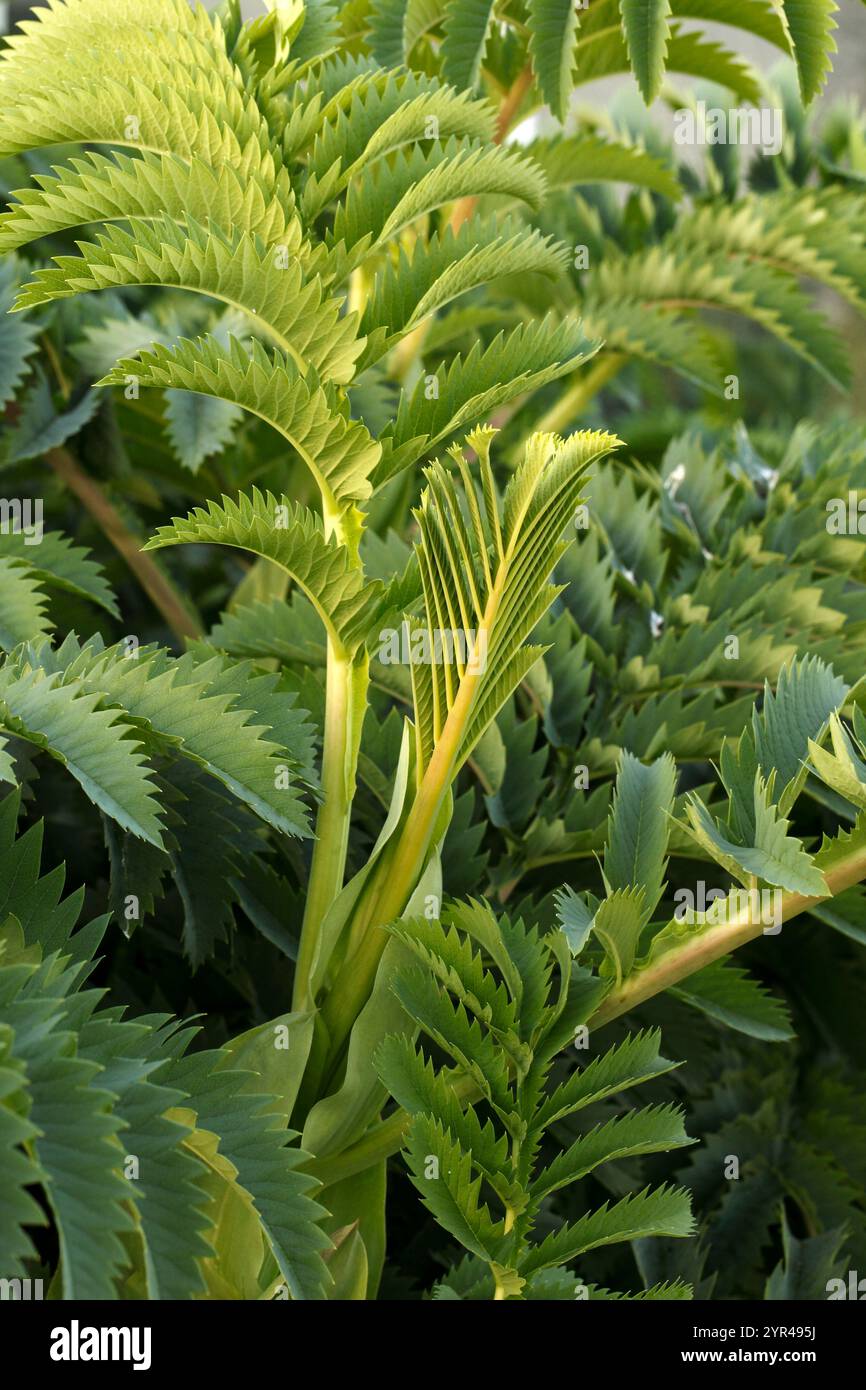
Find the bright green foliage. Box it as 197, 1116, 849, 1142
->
377, 903, 694, 1296
0, 631, 315, 846
407, 427, 620, 778
374, 318, 599, 485
530, 133, 682, 199
603, 751, 676, 922
808, 707, 866, 812
145, 489, 386, 657
778, 0, 839, 103
0, 558, 51, 652
102, 336, 381, 509
544, 651, 866, 1050
1, 0, 866, 1307
0, 256, 37, 406
485, 421, 866, 901
365, 0, 837, 116
440, 2, 499, 101
0, 654, 166, 846
0, 0, 586, 533
527, 0, 580, 122
620, 0, 673, 104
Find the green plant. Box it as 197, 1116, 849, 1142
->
368, 0, 839, 121
1, 0, 866, 1302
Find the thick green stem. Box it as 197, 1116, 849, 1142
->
293, 506, 369, 1012
293, 647, 365, 1010
316, 782, 446, 1066
591, 842, 866, 1026
319, 631, 485, 1057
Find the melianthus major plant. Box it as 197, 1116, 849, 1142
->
0, 0, 865, 1302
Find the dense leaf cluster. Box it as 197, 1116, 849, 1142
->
0, 0, 864, 1301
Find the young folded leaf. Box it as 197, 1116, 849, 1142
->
317, 427, 621, 1043
408, 426, 622, 783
